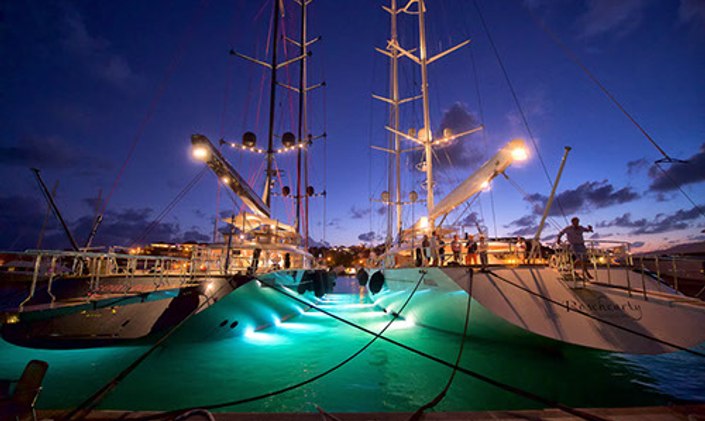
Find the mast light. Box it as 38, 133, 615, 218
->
192, 146, 209, 161
511, 146, 528, 161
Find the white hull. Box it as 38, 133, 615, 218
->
369, 266, 705, 354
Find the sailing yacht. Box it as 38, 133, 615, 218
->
364, 0, 705, 355
0, 0, 333, 348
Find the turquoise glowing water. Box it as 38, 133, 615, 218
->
0, 277, 703, 414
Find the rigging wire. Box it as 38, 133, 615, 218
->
521, 3, 705, 222
652, 164, 705, 221
468, 0, 568, 225
129, 167, 208, 246
98, 0, 211, 218
408, 269, 474, 420
173, 273, 609, 421
58, 278, 239, 421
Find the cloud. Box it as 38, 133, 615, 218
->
0, 194, 211, 250
577, 0, 648, 39
526, 180, 639, 216
648, 143, 705, 192
505, 215, 539, 237
180, 229, 210, 243
678, 0, 705, 26
597, 206, 703, 235
61, 7, 139, 89
506, 88, 549, 129
0, 135, 112, 174
358, 231, 377, 242
459, 211, 482, 227
0, 195, 57, 250
349, 206, 370, 219
626, 158, 648, 175
409, 103, 484, 171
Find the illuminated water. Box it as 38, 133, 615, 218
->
0, 277, 703, 414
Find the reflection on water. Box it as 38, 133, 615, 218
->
0, 277, 700, 413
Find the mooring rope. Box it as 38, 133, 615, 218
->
59, 276, 240, 421
408, 269, 474, 420
139, 270, 608, 421
136, 270, 429, 420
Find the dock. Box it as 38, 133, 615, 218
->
38, 404, 705, 420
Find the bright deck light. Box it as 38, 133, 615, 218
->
511, 147, 528, 161
192, 146, 209, 161
480, 180, 490, 190
419, 216, 429, 229
221, 176, 230, 184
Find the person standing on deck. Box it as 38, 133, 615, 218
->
465, 234, 478, 266
557, 217, 594, 279
515, 237, 527, 264
478, 235, 489, 270
429, 231, 440, 266
451, 234, 462, 263
422, 235, 431, 266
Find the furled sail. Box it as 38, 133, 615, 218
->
191, 134, 271, 219
429, 139, 528, 221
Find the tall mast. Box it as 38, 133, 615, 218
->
263, 0, 282, 208
417, 0, 434, 230
388, 0, 402, 245
300, 0, 310, 249
295, 1, 306, 235
382, 0, 470, 232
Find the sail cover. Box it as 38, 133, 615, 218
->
191, 134, 270, 218
429, 139, 527, 221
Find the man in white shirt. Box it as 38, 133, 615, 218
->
557, 217, 594, 279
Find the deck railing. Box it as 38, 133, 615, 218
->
549, 241, 704, 300
1, 249, 195, 309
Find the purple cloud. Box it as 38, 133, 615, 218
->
577, 0, 647, 39
597, 206, 703, 235
526, 180, 639, 216
648, 143, 705, 192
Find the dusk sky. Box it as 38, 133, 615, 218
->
1, 0, 704, 252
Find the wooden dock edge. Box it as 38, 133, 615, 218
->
38, 404, 705, 420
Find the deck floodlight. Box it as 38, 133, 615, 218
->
511, 146, 528, 161
192, 145, 209, 161
242, 131, 257, 147
282, 132, 296, 148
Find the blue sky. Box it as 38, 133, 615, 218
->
1, 0, 704, 251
